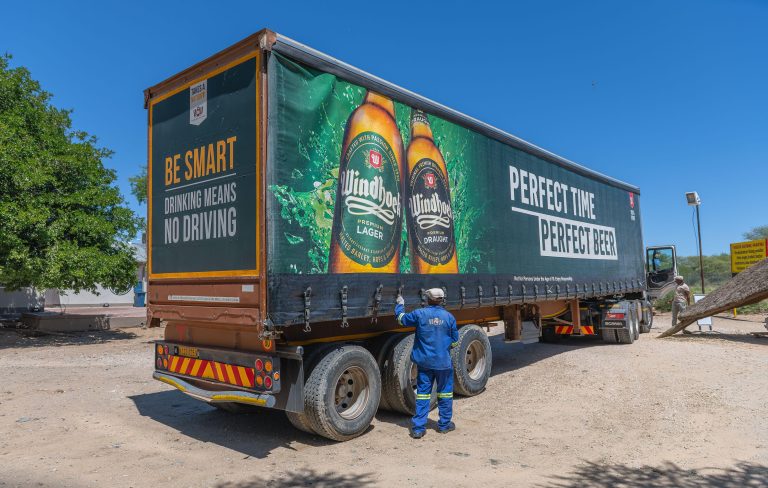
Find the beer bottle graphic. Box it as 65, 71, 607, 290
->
329, 91, 405, 273
406, 109, 458, 273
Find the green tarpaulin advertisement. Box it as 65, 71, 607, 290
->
268, 54, 642, 273
267, 52, 644, 324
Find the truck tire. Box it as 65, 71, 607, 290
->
540, 325, 561, 343
616, 303, 636, 344
303, 345, 381, 441
381, 334, 436, 414
631, 302, 640, 340
451, 325, 492, 397
369, 333, 404, 411
285, 343, 337, 435
639, 300, 653, 333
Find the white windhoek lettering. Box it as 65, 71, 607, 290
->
410, 192, 453, 229
341, 169, 401, 225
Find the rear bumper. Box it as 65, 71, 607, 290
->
154, 371, 277, 408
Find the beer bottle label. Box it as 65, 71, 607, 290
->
337, 131, 401, 268
408, 158, 455, 265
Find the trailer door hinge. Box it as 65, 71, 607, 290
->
303, 287, 312, 333
340, 286, 349, 328
371, 284, 383, 324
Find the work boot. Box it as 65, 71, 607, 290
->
410, 429, 426, 439
438, 422, 455, 434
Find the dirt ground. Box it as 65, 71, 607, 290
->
1, 313, 766, 488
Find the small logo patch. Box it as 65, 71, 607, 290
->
190, 80, 207, 126
368, 150, 382, 169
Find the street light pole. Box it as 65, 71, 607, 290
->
685, 192, 705, 294
695, 204, 705, 294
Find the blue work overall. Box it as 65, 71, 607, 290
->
396, 303, 459, 433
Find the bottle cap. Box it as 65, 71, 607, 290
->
411, 109, 430, 127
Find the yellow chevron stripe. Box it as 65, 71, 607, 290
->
215, 362, 225, 382
180, 358, 190, 374
237, 367, 250, 387
225, 364, 237, 384
190, 359, 202, 377
170, 356, 180, 371
202, 363, 215, 379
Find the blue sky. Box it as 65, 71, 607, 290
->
2, 0, 766, 256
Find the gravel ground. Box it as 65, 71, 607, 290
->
0, 313, 766, 487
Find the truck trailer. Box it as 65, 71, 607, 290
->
145, 29, 678, 441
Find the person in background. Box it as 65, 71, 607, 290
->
672, 275, 691, 328
395, 288, 458, 439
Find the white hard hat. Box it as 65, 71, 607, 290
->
426, 288, 445, 300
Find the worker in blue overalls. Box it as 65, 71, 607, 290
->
395, 288, 459, 439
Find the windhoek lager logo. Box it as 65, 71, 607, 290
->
408, 158, 455, 265
336, 131, 402, 267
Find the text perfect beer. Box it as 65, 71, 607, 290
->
329, 91, 405, 273
406, 110, 458, 273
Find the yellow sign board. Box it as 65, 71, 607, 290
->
730, 239, 768, 273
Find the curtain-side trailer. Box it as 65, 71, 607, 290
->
145, 29, 678, 441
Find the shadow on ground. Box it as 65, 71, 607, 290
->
0, 327, 138, 350
489, 330, 604, 377
662, 331, 767, 346
130, 390, 335, 458
539, 460, 768, 487
214, 468, 376, 487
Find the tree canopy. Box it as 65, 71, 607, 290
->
743, 225, 768, 241
0, 55, 141, 292
129, 166, 147, 205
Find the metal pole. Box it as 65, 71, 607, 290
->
696, 204, 705, 294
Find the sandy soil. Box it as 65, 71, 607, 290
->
1, 313, 766, 487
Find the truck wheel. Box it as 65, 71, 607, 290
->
631, 302, 640, 340
451, 325, 492, 397
303, 345, 381, 441
616, 305, 636, 344
540, 325, 561, 343
285, 343, 337, 435
639, 300, 653, 333
369, 333, 404, 411
381, 334, 436, 414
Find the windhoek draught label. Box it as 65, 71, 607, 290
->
406, 110, 458, 273
329, 91, 405, 273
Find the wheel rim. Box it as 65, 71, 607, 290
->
334, 366, 370, 420
465, 339, 487, 380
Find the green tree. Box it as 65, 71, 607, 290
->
743, 225, 768, 241
0, 55, 141, 292
129, 165, 147, 205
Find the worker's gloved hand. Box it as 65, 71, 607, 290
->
396, 295, 405, 306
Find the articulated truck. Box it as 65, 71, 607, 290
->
146, 29, 678, 441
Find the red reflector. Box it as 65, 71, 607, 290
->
255, 359, 264, 372
156, 357, 163, 369
264, 376, 273, 389
606, 312, 625, 320
164, 345, 169, 355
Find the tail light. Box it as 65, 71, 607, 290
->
606, 312, 625, 320
264, 376, 273, 389
255, 359, 264, 372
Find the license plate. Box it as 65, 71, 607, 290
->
177, 346, 199, 358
